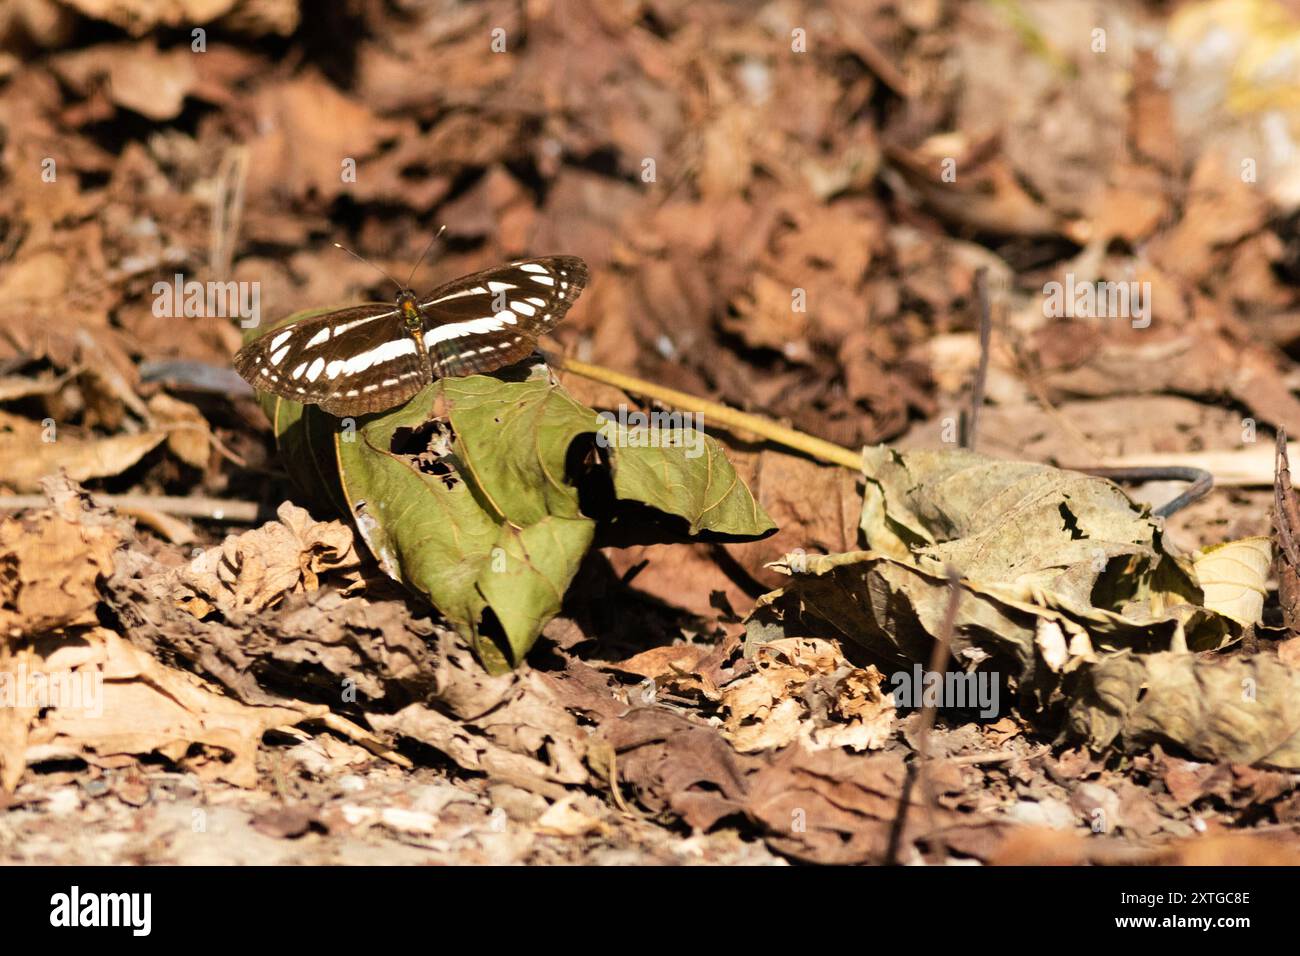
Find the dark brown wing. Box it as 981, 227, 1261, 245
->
233, 304, 429, 417
418, 256, 588, 376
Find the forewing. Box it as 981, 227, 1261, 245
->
234, 304, 428, 416
419, 256, 588, 376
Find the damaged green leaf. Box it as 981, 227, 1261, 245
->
247, 314, 775, 671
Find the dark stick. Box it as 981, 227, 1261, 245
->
887, 565, 962, 864
1079, 465, 1214, 518
962, 267, 992, 451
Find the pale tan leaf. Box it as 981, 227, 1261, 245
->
1192, 536, 1272, 626
25, 629, 326, 789
0, 429, 165, 492
147, 392, 210, 470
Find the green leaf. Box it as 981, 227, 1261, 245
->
245, 311, 774, 671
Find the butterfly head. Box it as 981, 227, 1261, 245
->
396, 290, 422, 331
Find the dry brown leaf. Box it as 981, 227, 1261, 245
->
57, 0, 298, 36
535, 795, 608, 837
721, 637, 893, 753
0, 424, 165, 493
741, 745, 980, 865
0, 484, 121, 637
147, 392, 210, 470
24, 628, 325, 789
724, 272, 811, 355
1150, 151, 1270, 284
172, 501, 360, 618
0, 370, 69, 402
52, 41, 198, 120
598, 707, 753, 830
603, 643, 716, 699
244, 72, 402, 203
1280, 637, 1300, 670
884, 139, 1066, 238
1275, 429, 1300, 636
370, 670, 589, 797
107, 545, 441, 709
0, 479, 333, 790
0, 644, 37, 791
724, 448, 863, 592
599, 542, 752, 621
600, 702, 1004, 864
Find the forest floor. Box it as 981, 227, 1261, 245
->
4, 0, 1300, 864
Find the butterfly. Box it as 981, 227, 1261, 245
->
234, 255, 588, 417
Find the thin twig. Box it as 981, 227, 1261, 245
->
551, 354, 863, 470
1006, 324, 1107, 461
210, 146, 249, 279
843, 24, 912, 96
1275, 428, 1300, 569
315, 713, 414, 770
161, 422, 252, 470
0, 492, 261, 523
913, 565, 963, 859
944, 745, 1049, 767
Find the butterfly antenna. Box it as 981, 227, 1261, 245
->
405, 224, 448, 289
332, 242, 405, 294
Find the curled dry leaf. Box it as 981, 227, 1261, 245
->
721, 637, 893, 754
0, 370, 69, 403
0, 479, 328, 791
1191, 536, 1271, 627
0, 478, 122, 636
146, 391, 210, 470
172, 501, 361, 619
57, 0, 299, 37
105, 521, 442, 711
369, 634, 589, 798
1071, 651, 1300, 769
0, 416, 165, 493
602, 643, 718, 700
857, 445, 1193, 610
23, 629, 326, 789
748, 446, 1276, 765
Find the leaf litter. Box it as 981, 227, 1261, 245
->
5, 0, 1300, 866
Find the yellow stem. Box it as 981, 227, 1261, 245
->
553, 355, 864, 471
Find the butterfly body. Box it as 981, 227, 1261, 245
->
234, 256, 588, 417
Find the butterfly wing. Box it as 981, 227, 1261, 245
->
419, 256, 588, 376
233, 303, 429, 417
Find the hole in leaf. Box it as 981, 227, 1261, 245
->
391, 418, 460, 489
